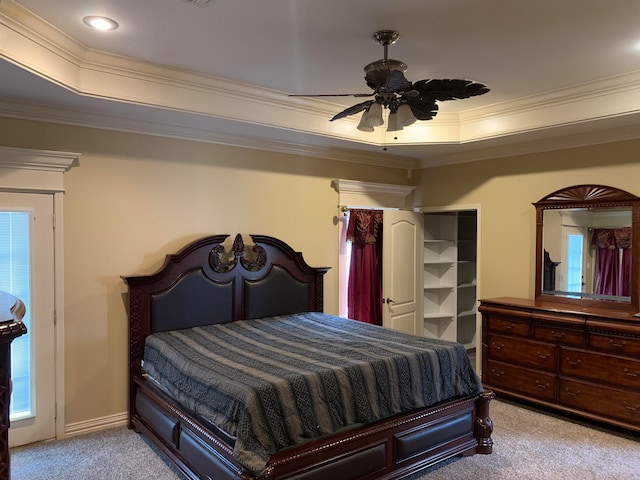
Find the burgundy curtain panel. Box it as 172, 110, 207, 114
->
592, 227, 632, 297
346, 209, 383, 324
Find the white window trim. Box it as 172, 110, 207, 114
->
0, 145, 80, 440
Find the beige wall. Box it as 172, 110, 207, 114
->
413, 139, 640, 303
4, 113, 640, 432
0, 116, 412, 426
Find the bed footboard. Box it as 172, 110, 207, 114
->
132, 378, 493, 480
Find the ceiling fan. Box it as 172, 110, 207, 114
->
291, 30, 489, 132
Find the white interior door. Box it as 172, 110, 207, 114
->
382, 210, 424, 334
0, 192, 56, 447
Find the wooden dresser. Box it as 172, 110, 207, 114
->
0, 292, 27, 480
480, 297, 640, 432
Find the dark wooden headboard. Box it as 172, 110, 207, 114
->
123, 233, 329, 407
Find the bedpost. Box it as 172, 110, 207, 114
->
475, 390, 495, 454
126, 288, 147, 429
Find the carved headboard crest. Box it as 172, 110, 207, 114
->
208, 233, 267, 273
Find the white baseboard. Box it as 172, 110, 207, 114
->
64, 411, 128, 438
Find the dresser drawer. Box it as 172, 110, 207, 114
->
589, 332, 640, 357
534, 325, 585, 347
487, 316, 531, 337
486, 334, 556, 372
560, 347, 640, 389
485, 360, 556, 402
560, 378, 640, 427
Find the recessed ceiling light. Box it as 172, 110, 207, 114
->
83, 16, 119, 31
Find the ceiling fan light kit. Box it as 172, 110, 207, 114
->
356, 114, 375, 132
396, 103, 417, 127
293, 30, 489, 133
386, 112, 401, 132
358, 101, 384, 131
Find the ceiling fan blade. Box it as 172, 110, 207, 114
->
289, 93, 374, 98
365, 69, 412, 93
404, 98, 439, 121
411, 79, 489, 101
330, 100, 375, 121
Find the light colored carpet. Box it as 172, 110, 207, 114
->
10, 399, 640, 480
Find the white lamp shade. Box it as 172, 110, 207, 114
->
363, 102, 384, 127
396, 104, 417, 127
357, 112, 375, 132
387, 112, 402, 132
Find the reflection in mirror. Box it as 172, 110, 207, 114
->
535, 184, 640, 312
542, 208, 632, 302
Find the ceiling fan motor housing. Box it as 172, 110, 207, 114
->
366, 30, 407, 73
364, 59, 408, 73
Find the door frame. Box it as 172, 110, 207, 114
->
560, 225, 590, 293
2, 192, 57, 446
0, 146, 79, 440
333, 179, 417, 318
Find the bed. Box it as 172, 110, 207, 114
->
124, 233, 493, 480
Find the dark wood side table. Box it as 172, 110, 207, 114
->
0, 292, 27, 480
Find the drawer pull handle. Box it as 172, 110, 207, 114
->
501, 322, 514, 330
564, 388, 580, 396
551, 331, 565, 339
624, 368, 639, 378
624, 402, 640, 412
492, 342, 505, 351
610, 340, 626, 349
565, 358, 582, 366
536, 352, 551, 360
535, 380, 550, 389
490, 369, 504, 377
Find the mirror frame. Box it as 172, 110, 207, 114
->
534, 184, 640, 312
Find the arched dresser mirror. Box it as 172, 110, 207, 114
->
533, 184, 640, 313
480, 184, 640, 434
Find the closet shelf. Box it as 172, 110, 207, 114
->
424, 239, 454, 244
422, 210, 478, 352
423, 313, 455, 320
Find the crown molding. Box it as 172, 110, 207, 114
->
332, 179, 415, 209
0, 145, 79, 171
333, 179, 415, 196
3, 0, 640, 166
0, 98, 416, 170
0, 145, 79, 193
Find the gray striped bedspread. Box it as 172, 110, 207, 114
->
142, 312, 483, 476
